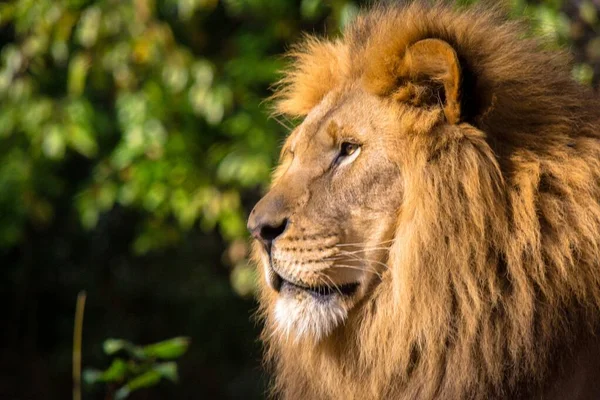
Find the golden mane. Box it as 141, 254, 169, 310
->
260, 2, 600, 399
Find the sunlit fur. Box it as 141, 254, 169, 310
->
255, 1, 600, 399
273, 291, 348, 341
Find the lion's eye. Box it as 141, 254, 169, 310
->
340, 142, 359, 157
335, 141, 362, 168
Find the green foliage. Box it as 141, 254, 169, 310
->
83, 337, 190, 399
0, 0, 366, 297
0, 0, 274, 254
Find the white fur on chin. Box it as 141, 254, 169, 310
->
273, 295, 348, 342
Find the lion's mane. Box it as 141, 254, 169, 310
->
258, 2, 600, 399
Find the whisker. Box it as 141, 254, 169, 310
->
317, 274, 343, 297
335, 239, 395, 247
333, 247, 391, 255
327, 251, 392, 271
270, 114, 293, 131
281, 115, 296, 130
331, 264, 384, 280
322, 254, 386, 276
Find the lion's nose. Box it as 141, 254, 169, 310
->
247, 194, 290, 248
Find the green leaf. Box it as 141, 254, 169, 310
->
103, 338, 134, 355
114, 386, 131, 400
68, 123, 97, 158
42, 125, 66, 160
572, 63, 594, 86
230, 262, 257, 297
301, 0, 324, 20
141, 337, 190, 360
339, 3, 359, 29
152, 361, 179, 382
115, 369, 162, 400
76, 6, 101, 48
101, 358, 129, 382
82, 368, 104, 385
580, 1, 598, 25
76, 190, 99, 229
82, 358, 128, 384
67, 52, 90, 96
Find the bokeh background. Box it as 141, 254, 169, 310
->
1, 0, 599, 399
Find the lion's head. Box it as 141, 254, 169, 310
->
249, 2, 600, 399
248, 82, 405, 340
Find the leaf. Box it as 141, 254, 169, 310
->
103, 338, 134, 355
76, 190, 99, 230
97, 182, 117, 211
83, 358, 128, 384
152, 361, 179, 382
82, 368, 104, 385
42, 125, 66, 160
301, 0, 324, 20
572, 63, 594, 86
68, 123, 98, 158
230, 262, 257, 297
339, 3, 359, 29
141, 337, 190, 360
580, 1, 598, 25
76, 6, 101, 48
114, 386, 131, 400
67, 52, 90, 96
115, 369, 162, 400
101, 358, 129, 382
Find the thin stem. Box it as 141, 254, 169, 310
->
73, 291, 87, 400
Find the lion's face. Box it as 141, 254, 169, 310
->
248, 87, 405, 340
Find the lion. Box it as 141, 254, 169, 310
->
247, 2, 600, 399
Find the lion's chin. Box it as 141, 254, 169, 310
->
274, 295, 348, 342
272, 281, 359, 342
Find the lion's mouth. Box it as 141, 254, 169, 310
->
281, 278, 360, 299
268, 264, 359, 299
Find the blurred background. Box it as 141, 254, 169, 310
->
0, 0, 598, 399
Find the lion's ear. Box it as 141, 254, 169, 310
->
395, 39, 461, 124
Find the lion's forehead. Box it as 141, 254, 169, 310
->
288, 88, 380, 154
